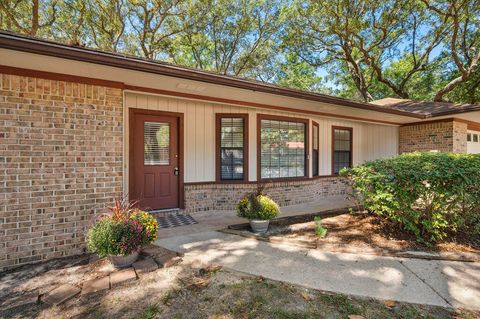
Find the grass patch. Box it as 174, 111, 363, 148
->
137, 304, 160, 319
157, 270, 474, 319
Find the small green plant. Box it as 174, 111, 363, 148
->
141, 304, 160, 319
236, 185, 280, 220
86, 198, 159, 257
314, 216, 327, 238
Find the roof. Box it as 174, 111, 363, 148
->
0, 30, 478, 120
371, 98, 480, 117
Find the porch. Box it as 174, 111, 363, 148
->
156, 195, 355, 240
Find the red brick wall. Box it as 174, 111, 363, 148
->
0, 73, 123, 271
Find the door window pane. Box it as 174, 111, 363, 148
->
144, 122, 170, 165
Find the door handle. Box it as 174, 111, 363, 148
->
174, 167, 179, 176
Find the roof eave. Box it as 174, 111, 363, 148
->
0, 31, 423, 119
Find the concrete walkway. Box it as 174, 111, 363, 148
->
158, 195, 355, 239
156, 230, 480, 311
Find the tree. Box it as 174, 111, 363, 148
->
167, 0, 287, 77
127, 0, 196, 59
286, 0, 447, 102
84, 0, 127, 52
51, 0, 87, 45
422, 0, 480, 101
0, 0, 58, 36
273, 53, 324, 92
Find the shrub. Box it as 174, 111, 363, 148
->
237, 193, 280, 220
341, 152, 480, 243
87, 217, 123, 257
86, 198, 159, 257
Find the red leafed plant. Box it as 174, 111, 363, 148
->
107, 196, 140, 221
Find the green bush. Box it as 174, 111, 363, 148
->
87, 212, 159, 257
237, 194, 280, 220
341, 152, 480, 243
86, 217, 123, 257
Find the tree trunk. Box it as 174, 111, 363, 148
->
30, 0, 39, 36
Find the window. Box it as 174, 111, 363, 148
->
312, 122, 319, 176
332, 127, 352, 175
467, 133, 472, 142
216, 114, 248, 181
144, 122, 170, 165
259, 115, 308, 179
474, 134, 479, 143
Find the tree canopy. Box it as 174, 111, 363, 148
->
1, 0, 479, 103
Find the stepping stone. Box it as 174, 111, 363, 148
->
42, 284, 80, 305
156, 252, 182, 268
110, 268, 137, 288
1, 291, 38, 310
133, 258, 158, 276
81, 276, 110, 296
141, 244, 168, 257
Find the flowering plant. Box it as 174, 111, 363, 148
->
131, 210, 159, 243
86, 198, 159, 257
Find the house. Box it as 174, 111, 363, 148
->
1, 31, 480, 270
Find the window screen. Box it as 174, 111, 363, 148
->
260, 119, 306, 179
313, 124, 319, 176
333, 128, 352, 174
219, 117, 245, 180
144, 122, 169, 165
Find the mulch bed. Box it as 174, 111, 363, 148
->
223, 211, 480, 262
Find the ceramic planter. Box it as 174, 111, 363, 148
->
250, 219, 270, 233
108, 249, 139, 268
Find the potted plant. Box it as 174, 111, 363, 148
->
86, 198, 159, 268
236, 186, 280, 233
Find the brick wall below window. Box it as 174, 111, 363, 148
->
184, 177, 351, 213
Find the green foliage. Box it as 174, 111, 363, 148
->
341, 152, 480, 243
86, 217, 123, 257
237, 194, 280, 220
314, 216, 327, 238
274, 53, 324, 92
1, 0, 479, 103
87, 207, 159, 257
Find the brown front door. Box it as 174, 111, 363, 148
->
130, 111, 180, 210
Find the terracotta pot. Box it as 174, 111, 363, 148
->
108, 250, 139, 268
250, 219, 270, 233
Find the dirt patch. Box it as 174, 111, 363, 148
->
1, 255, 478, 319
131, 268, 478, 319
224, 212, 480, 261
317, 213, 480, 255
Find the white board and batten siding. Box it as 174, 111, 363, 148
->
124, 92, 399, 185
